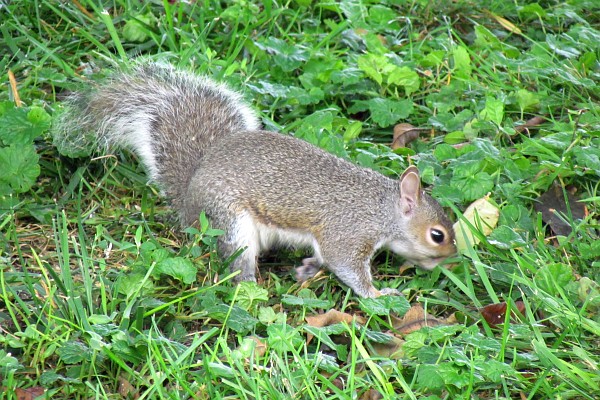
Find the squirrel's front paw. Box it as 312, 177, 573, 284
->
377, 287, 402, 297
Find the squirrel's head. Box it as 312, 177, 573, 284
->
388, 166, 456, 269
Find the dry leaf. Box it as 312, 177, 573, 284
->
248, 336, 268, 358
306, 309, 365, 327
578, 277, 600, 307
353, 29, 387, 46
118, 375, 138, 399
376, 34, 387, 46
194, 385, 211, 400
486, 10, 523, 35
444, 313, 458, 325
6, 387, 45, 400
515, 116, 545, 134
480, 301, 526, 327
391, 304, 445, 334
533, 183, 587, 237
234, 336, 268, 359
305, 310, 365, 346
454, 195, 500, 253
72, 0, 95, 19
391, 123, 424, 149
370, 335, 405, 359
330, 376, 344, 391
360, 389, 383, 400
519, 392, 528, 400
8, 70, 22, 107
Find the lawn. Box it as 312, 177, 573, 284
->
1, 0, 599, 399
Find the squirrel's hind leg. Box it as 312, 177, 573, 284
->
295, 257, 322, 281
217, 212, 259, 282
295, 239, 325, 281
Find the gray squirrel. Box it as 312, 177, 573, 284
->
53, 62, 456, 298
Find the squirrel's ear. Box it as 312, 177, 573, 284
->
399, 166, 422, 214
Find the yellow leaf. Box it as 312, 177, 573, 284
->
454, 195, 500, 253
486, 10, 523, 35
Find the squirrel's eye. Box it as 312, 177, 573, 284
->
430, 228, 445, 244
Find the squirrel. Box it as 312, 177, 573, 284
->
53, 62, 456, 298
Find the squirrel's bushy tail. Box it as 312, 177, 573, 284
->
53, 62, 260, 205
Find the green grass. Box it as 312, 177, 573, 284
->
1, 0, 599, 399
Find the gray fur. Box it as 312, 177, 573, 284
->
54, 62, 456, 298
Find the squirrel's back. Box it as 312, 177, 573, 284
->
54, 63, 260, 208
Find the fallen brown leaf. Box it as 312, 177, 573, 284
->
360, 389, 383, 400
306, 309, 365, 327
533, 183, 587, 237
370, 335, 405, 359
5, 387, 45, 400
305, 309, 366, 346
480, 301, 526, 327
248, 336, 268, 358
514, 116, 545, 134
118, 375, 138, 399
353, 29, 387, 46
194, 384, 210, 400
330, 376, 344, 391
391, 304, 446, 334
444, 313, 459, 325
519, 392, 528, 400
391, 123, 424, 149
306, 310, 366, 343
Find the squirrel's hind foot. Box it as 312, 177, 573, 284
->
295, 257, 322, 282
